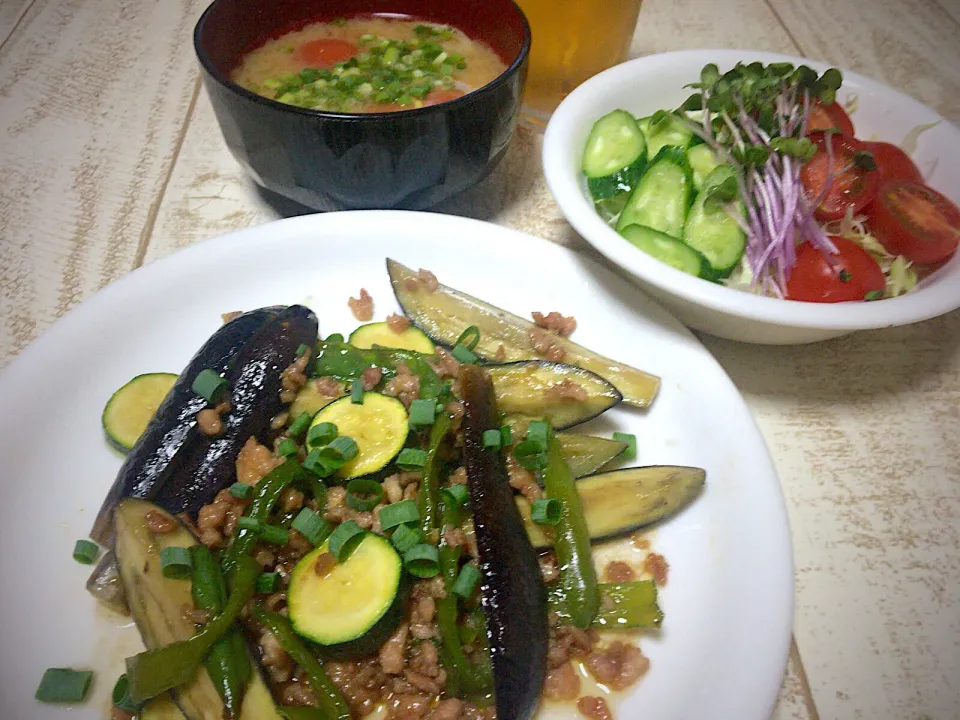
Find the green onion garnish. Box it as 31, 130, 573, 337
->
500, 424, 513, 446
286, 411, 313, 438
191, 368, 227, 402
237, 516, 260, 532
531, 498, 562, 526
111, 674, 138, 713
482, 429, 501, 450
72, 539, 99, 565
255, 572, 281, 594
612, 431, 637, 460
260, 524, 290, 546
379, 499, 420, 530
514, 440, 547, 471
159, 546, 193, 579
441, 483, 469, 509
328, 520, 365, 561
404, 543, 440, 578
276, 437, 298, 457
390, 523, 423, 553
525, 420, 551, 450
346, 478, 384, 511
307, 421, 338, 447
396, 447, 427, 470
455, 325, 481, 350
409, 398, 437, 426
229, 482, 253, 499
451, 344, 477, 364
451, 563, 481, 598
324, 435, 359, 462
35, 668, 93, 703
292, 508, 331, 546
350, 382, 364, 404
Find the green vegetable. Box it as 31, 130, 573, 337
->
612, 431, 637, 460
582, 109, 648, 199
228, 482, 253, 500
159, 546, 192, 579
379, 499, 420, 530
327, 520, 366, 561
255, 572, 281, 594
530, 498, 561, 526
73, 539, 99, 565
418, 411, 452, 535
403, 543, 440, 577
549, 580, 663, 629
390, 523, 423, 553
285, 411, 313, 438
101, 372, 178, 452
35, 668, 93, 703
397, 447, 427, 470
345, 477, 384, 511
191, 368, 227, 402
349, 321, 435, 354
451, 564, 481, 598
112, 674, 139, 714
409, 398, 438, 426
310, 394, 405, 478
291, 508, 331, 546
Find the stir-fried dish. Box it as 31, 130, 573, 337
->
45, 261, 706, 720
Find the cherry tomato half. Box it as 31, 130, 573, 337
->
801, 131, 880, 221
297, 39, 359, 68
806, 99, 855, 136
785, 236, 886, 303
864, 180, 960, 265
860, 141, 924, 185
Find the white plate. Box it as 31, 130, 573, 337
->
0, 211, 792, 719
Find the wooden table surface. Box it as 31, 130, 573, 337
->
2, 0, 959, 717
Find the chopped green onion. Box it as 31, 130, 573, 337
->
111, 674, 138, 713
229, 482, 253, 499
409, 398, 437, 426
390, 523, 423, 553
612, 432, 637, 460
441, 483, 469, 509
192, 368, 227, 402
307, 421, 338, 447
514, 440, 547, 471
260, 524, 290, 546
255, 572, 281, 594
35, 668, 93, 703
525, 420, 551, 450
159, 546, 193, 579
482, 429, 502, 450
379, 499, 420, 530
531, 498, 562, 526
237, 516, 261, 532
500, 424, 513, 446
350, 382, 365, 404
865, 290, 884, 301
286, 411, 313, 438
451, 563, 481, 598
72, 539, 99, 565
328, 520, 366, 561
276, 437, 298, 457
403, 543, 440, 577
396, 447, 427, 470
346, 478, 383, 511
324, 435, 359, 462
455, 325, 481, 350
302, 447, 330, 476
296, 343, 311, 357
451, 344, 477, 364
291, 508, 331, 546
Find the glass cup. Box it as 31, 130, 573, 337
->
514, 0, 642, 130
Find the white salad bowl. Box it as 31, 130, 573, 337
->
543, 49, 960, 344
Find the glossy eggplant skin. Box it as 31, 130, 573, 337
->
153, 305, 318, 515
91, 308, 280, 543
460, 364, 547, 720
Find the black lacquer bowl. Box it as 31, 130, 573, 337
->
194, 0, 530, 211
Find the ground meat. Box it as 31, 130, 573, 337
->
348, 288, 374, 321
432, 348, 461, 379
387, 313, 412, 334
326, 658, 388, 717
494, 344, 507, 362
379, 623, 409, 675
280, 679, 316, 706
427, 698, 464, 720
386, 694, 432, 720
644, 552, 669, 586
383, 474, 404, 504
221, 310, 243, 324
584, 640, 649, 691
315, 376, 346, 397
145, 510, 177, 534
403, 482, 420, 502
462, 522, 478, 559
530, 328, 566, 362
631, 534, 650, 551
532, 310, 577, 337
196, 399, 231, 436
263, 592, 287, 613
543, 661, 581, 701
577, 696, 613, 720
322, 486, 375, 529
270, 411, 290, 431
181, 604, 210, 626
410, 640, 442, 679
409, 581, 439, 640
259, 628, 294, 683
280, 350, 311, 394
605, 560, 636, 583
544, 379, 588, 403
539, 552, 560, 583
236, 436, 283, 486
421, 575, 447, 600
448, 466, 467, 485
383, 362, 421, 409
418, 269, 439, 292
404, 670, 442, 696
197, 488, 247, 548
279, 487, 305, 514
547, 622, 596, 669
506, 453, 543, 502
362, 366, 383, 391
443, 527, 468, 550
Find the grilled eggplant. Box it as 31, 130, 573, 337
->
557, 433, 628, 478
460, 364, 547, 720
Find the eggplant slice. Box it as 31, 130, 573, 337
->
557, 433, 628, 478
388, 259, 660, 408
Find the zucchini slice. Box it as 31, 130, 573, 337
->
620, 224, 708, 277
687, 143, 722, 190
616, 146, 693, 238
349, 322, 436, 354
487, 361, 621, 430
309, 393, 408, 478
519, 465, 706, 549
387, 259, 660, 409
102, 373, 178, 452
558, 434, 628, 478
140, 695, 188, 720
288, 535, 404, 649
683, 165, 746, 279
289, 381, 341, 419
637, 113, 695, 159
583, 110, 647, 200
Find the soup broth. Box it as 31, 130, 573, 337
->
233, 17, 508, 113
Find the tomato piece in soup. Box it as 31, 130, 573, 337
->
297, 38, 359, 68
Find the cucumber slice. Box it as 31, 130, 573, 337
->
582, 110, 647, 200
616, 146, 693, 238
687, 143, 721, 190
620, 224, 707, 277
309, 393, 408, 478
683, 166, 746, 278
288, 534, 403, 648
102, 373, 178, 452
637, 113, 694, 159
349, 322, 435, 354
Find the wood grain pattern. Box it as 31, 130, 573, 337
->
932, 0, 960, 25
0, 0, 33, 46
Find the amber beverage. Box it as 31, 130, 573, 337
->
515, 0, 642, 129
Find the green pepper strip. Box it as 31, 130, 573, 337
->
542, 432, 600, 629
548, 581, 663, 630
253, 606, 351, 720
313, 341, 444, 400
126, 555, 261, 704
419, 412, 451, 536
277, 707, 328, 720
191, 545, 251, 720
